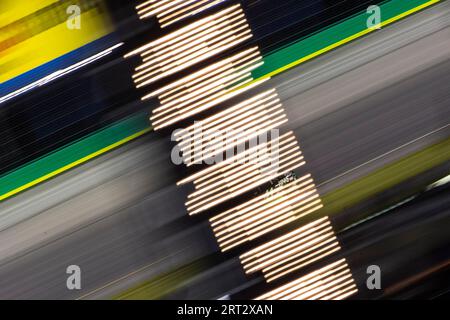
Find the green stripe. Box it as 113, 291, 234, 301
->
0, 112, 150, 200
252, 0, 440, 79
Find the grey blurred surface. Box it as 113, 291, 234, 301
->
0, 3, 448, 299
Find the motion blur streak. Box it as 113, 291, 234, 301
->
250, 0, 442, 81
179, 132, 305, 215
176, 89, 287, 165
147, 47, 265, 130
174, 89, 278, 142
137, 0, 227, 28
0, 1, 447, 300
255, 259, 357, 300
125, 4, 252, 87
0, 0, 112, 84
0, 43, 123, 105
240, 217, 340, 282
211, 174, 322, 252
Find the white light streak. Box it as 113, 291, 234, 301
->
137, 0, 226, 28
0, 43, 124, 105
125, 5, 252, 89
240, 217, 339, 282
255, 259, 358, 300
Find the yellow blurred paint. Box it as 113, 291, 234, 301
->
0, 1, 59, 26
0, 1, 112, 84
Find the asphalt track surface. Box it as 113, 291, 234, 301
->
0, 3, 448, 299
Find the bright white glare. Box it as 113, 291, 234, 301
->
0, 43, 124, 106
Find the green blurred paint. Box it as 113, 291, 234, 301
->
252, 0, 439, 79
0, 112, 151, 200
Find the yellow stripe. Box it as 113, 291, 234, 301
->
0, 1, 59, 27
0, 127, 152, 201
1, 5, 112, 83
247, 0, 441, 86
